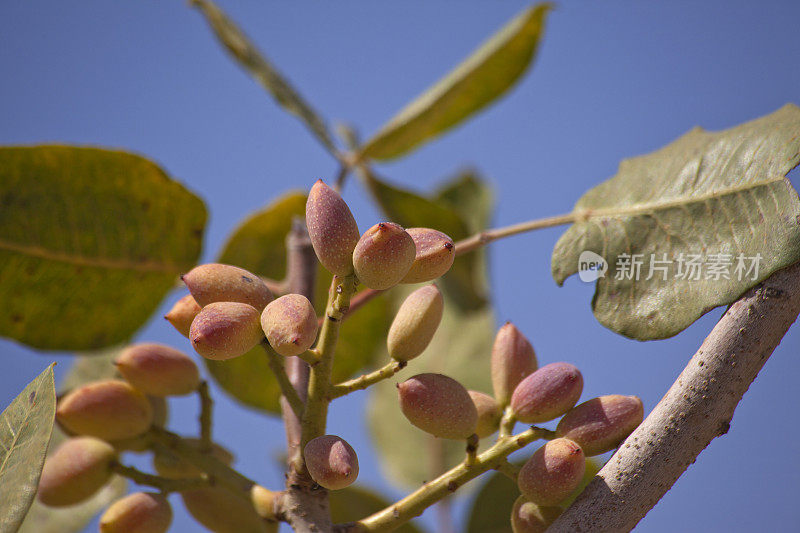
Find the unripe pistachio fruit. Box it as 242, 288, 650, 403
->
400, 228, 455, 283
110, 396, 168, 452
398, 373, 478, 439
387, 284, 443, 362
306, 179, 360, 277
304, 435, 360, 490
116, 343, 200, 397
518, 438, 585, 506
352, 222, 416, 290
153, 438, 233, 479
182, 487, 275, 533
99, 492, 172, 533
556, 395, 644, 456
57, 380, 153, 441
260, 294, 319, 357
182, 263, 273, 310
491, 322, 538, 406
38, 437, 117, 507
510, 362, 583, 423
164, 294, 201, 338
190, 301, 263, 360
468, 390, 502, 438
510, 496, 563, 533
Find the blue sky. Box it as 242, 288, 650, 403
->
2, 1, 799, 531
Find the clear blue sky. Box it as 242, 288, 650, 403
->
2, 1, 799, 531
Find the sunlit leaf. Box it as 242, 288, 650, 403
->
552, 104, 800, 339
19, 351, 127, 533
359, 4, 551, 161
329, 485, 424, 533
209, 192, 390, 413
0, 145, 206, 351
191, 0, 338, 156
0, 364, 56, 532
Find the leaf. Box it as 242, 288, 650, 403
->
191, 0, 338, 156
465, 458, 600, 532
209, 192, 391, 413
0, 145, 206, 351
368, 301, 496, 490
552, 104, 800, 339
19, 351, 127, 533
329, 485, 424, 533
361, 168, 493, 310
359, 4, 551, 161
0, 364, 56, 533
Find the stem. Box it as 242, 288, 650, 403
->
550, 261, 800, 532
337, 427, 552, 532
149, 427, 256, 496
300, 275, 356, 450
261, 340, 305, 418
197, 381, 213, 452
328, 360, 406, 399
111, 462, 210, 493
498, 406, 516, 438
464, 434, 479, 466
494, 459, 521, 481
454, 212, 576, 256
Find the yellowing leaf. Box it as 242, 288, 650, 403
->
0, 364, 56, 533
552, 104, 800, 339
191, 0, 338, 156
359, 4, 551, 161
0, 145, 206, 351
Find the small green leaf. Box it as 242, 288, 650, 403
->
19, 351, 127, 533
552, 104, 800, 339
368, 301, 496, 490
0, 364, 56, 533
359, 4, 551, 161
329, 485, 424, 533
362, 169, 493, 310
209, 192, 390, 413
191, 0, 338, 156
0, 145, 206, 351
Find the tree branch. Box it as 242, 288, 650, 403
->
335, 427, 553, 532
550, 260, 800, 532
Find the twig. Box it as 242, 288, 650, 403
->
149, 427, 256, 495
335, 426, 553, 532
494, 459, 521, 481
111, 462, 210, 493
197, 381, 213, 452
261, 340, 305, 418
464, 434, 479, 467
300, 275, 356, 450
328, 360, 406, 399
454, 212, 576, 255
498, 406, 516, 438
550, 261, 800, 532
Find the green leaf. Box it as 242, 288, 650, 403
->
361, 168, 493, 310
368, 301, 496, 490
359, 4, 551, 161
0, 364, 56, 533
552, 104, 800, 339
19, 351, 127, 533
209, 192, 391, 413
329, 485, 424, 533
191, 0, 338, 156
0, 145, 206, 351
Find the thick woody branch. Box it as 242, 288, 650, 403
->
550, 260, 800, 532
